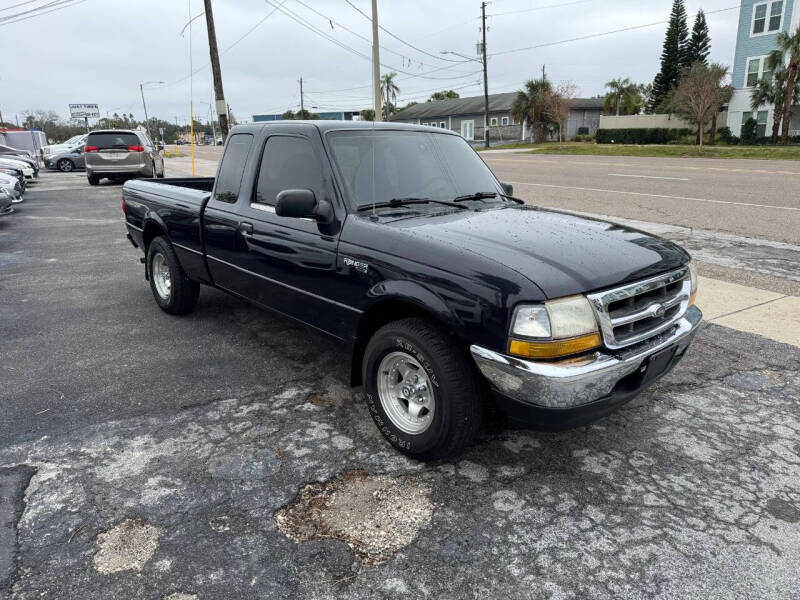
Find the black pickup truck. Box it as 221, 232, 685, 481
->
123, 121, 701, 459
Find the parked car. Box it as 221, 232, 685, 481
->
0, 158, 32, 181
0, 187, 13, 217
46, 146, 85, 172
43, 134, 88, 158
84, 129, 164, 185
122, 121, 701, 459
0, 146, 38, 177
0, 174, 24, 203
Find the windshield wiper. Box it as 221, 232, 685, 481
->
453, 192, 498, 202
356, 197, 466, 211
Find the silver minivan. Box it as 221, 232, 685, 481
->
84, 129, 164, 185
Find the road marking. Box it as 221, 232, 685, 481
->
608, 173, 689, 181
485, 156, 800, 176
507, 181, 800, 212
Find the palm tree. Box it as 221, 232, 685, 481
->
380, 72, 399, 120
604, 78, 643, 116
752, 55, 800, 143
774, 26, 800, 145
511, 78, 554, 142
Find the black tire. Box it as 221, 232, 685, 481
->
57, 159, 74, 172
146, 236, 200, 315
156, 164, 165, 178
87, 175, 99, 186
362, 318, 483, 460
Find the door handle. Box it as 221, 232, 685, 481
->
238, 222, 254, 235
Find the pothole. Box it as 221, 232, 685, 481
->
275, 470, 433, 564
93, 518, 162, 574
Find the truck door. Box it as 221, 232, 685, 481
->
211, 128, 356, 340
202, 132, 256, 291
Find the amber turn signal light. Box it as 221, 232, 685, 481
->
508, 333, 602, 359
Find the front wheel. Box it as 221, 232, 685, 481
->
146, 236, 199, 315
362, 318, 483, 460
57, 159, 74, 172
87, 175, 99, 186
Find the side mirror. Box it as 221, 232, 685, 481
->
500, 182, 514, 196
275, 189, 333, 223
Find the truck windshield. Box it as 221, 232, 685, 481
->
326, 130, 501, 209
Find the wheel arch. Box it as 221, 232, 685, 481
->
141, 213, 169, 255
349, 286, 468, 386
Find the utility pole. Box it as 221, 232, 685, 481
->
371, 0, 382, 121
481, 1, 489, 148
299, 77, 304, 115
203, 0, 229, 137
542, 64, 546, 79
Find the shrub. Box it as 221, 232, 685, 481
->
571, 134, 595, 142
727, 134, 740, 145
596, 128, 692, 144
717, 126, 733, 144
740, 117, 758, 145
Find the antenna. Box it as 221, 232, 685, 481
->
370, 110, 377, 221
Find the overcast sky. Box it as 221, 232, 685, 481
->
2, 0, 740, 126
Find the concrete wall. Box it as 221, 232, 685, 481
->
599, 113, 728, 131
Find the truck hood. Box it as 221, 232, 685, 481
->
387, 205, 689, 299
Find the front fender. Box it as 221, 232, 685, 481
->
365, 279, 465, 335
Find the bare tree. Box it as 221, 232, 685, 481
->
547, 82, 577, 143
672, 62, 732, 150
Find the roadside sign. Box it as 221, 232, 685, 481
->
159, 127, 164, 135
69, 103, 100, 119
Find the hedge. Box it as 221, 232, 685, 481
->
596, 128, 692, 145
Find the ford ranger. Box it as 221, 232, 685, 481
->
122, 121, 702, 459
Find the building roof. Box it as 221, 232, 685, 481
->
390, 92, 605, 121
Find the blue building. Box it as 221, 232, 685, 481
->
727, 0, 800, 137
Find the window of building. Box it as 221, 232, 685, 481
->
501, 116, 509, 126
754, 110, 769, 138
745, 56, 772, 87
440, 121, 446, 128
460, 120, 475, 140
213, 133, 253, 203
254, 136, 322, 206
752, 1, 783, 35
490, 117, 498, 126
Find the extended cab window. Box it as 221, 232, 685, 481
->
254, 136, 322, 206
214, 133, 253, 203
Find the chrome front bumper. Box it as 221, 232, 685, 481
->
471, 305, 702, 410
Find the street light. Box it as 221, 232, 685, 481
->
139, 81, 164, 141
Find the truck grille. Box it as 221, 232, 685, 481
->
586, 267, 691, 350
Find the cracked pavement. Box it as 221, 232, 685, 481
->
1, 172, 799, 599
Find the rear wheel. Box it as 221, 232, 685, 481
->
146, 236, 199, 315
362, 318, 483, 460
57, 159, 74, 172
87, 175, 99, 186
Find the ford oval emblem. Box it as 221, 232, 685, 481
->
653, 303, 666, 318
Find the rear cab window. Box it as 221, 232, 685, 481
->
213, 133, 254, 203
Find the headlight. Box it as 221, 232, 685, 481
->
509, 295, 601, 359
688, 260, 698, 305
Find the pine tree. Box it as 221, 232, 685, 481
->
648, 0, 690, 112
686, 9, 711, 66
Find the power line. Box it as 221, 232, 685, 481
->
342, 0, 466, 63
0, 0, 89, 26
488, 0, 595, 18
0, 0, 76, 21
162, 0, 288, 88
489, 4, 741, 58
265, 0, 480, 81
290, 0, 472, 73
0, 0, 46, 13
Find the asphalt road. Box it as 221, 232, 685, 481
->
483, 153, 800, 244
1, 172, 799, 599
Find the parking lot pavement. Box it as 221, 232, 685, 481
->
2, 172, 799, 599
